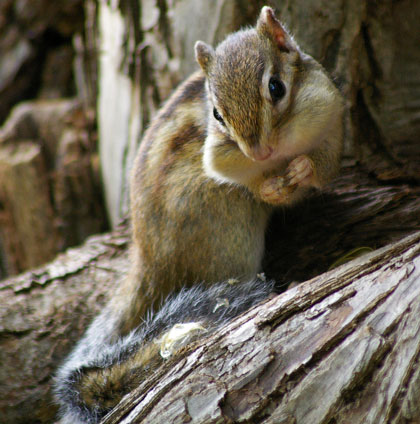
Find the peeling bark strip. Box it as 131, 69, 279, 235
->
101, 232, 420, 424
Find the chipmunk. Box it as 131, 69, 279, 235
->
54, 7, 344, 423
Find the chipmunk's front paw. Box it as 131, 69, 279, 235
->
260, 176, 296, 205
260, 155, 317, 205
284, 155, 315, 187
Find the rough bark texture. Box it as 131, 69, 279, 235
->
101, 231, 420, 424
0, 167, 419, 424
0, 225, 130, 424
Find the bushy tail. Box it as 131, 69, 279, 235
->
54, 277, 273, 424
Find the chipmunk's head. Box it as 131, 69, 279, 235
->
195, 6, 299, 162
195, 6, 342, 168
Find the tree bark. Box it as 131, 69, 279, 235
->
100, 231, 420, 424
0, 226, 129, 424
0, 167, 419, 424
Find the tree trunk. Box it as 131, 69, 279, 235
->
0, 167, 419, 424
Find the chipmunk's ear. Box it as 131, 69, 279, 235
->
195, 41, 215, 74
257, 6, 295, 53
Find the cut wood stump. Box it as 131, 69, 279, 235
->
0, 141, 57, 272
0, 99, 107, 278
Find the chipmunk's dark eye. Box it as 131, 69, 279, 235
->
268, 76, 286, 102
213, 107, 225, 125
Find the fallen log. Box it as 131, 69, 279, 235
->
102, 231, 420, 424
0, 166, 419, 423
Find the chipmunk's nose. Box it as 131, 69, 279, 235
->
250, 145, 273, 161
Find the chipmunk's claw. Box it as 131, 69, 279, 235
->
285, 155, 314, 187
